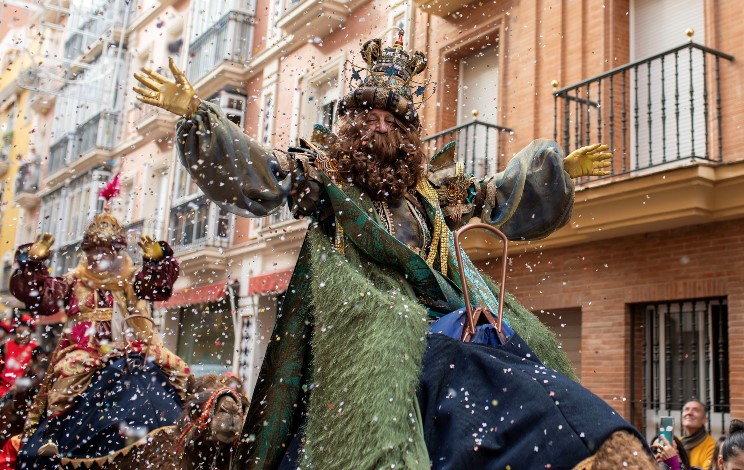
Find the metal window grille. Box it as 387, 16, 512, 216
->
631, 297, 729, 440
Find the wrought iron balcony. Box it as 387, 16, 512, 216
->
77, 111, 118, 156
63, 0, 134, 61
169, 197, 233, 255
187, 11, 253, 84
553, 42, 734, 184
275, 0, 363, 43
423, 119, 513, 179
46, 112, 118, 176
48, 133, 78, 174
64, 17, 108, 60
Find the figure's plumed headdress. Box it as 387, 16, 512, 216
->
81, 173, 127, 252
337, 31, 428, 128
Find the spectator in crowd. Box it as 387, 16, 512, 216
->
709, 435, 727, 470
682, 400, 718, 468
717, 419, 744, 470
652, 434, 692, 470
0, 314, 42, 397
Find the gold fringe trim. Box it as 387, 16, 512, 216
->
59, 425, 177, 469
416, 179, 449, 276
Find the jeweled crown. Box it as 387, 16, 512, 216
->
361, 31, 427, 101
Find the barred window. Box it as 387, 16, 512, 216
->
631, 298, 729, 440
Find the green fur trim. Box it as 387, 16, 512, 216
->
304, 229, 430, 469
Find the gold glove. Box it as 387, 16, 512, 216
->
563, 143, 613, 179
138, 235, 164, 261
29, 232, 55, 261
133, 57, 201, 117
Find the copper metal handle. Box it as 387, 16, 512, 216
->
453, 223, 509, 342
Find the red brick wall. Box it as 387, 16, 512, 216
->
479, 218, 744, 420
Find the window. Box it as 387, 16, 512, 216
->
1, 102, 16, 162
39, 169, 110, 247
50, 47, 126, 148
54, 243, 81, 277
299, 68, 340, 139
267, 0, 283, 39
214, 91, 246, 127
631, 298, 730, 440
260, 93, 274, 146
168, 196, 232, 249
177, 296, 235, 376
173, 164, 201, 202
190, 0, 253, 41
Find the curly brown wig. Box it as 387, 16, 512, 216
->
329, 111, 426, 201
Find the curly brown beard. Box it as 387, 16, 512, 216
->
329, 113, 426, 201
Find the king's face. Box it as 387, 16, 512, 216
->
363, 109, 400, 134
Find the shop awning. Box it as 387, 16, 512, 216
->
248, 269, 292, 295
157, 281, 228, 309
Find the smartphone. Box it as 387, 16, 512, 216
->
659, 416, 675, 446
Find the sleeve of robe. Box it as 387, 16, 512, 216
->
436, 139, 575, 241
175, 101, 293, 218
9, 244, 72, 316
133, 241, 180, 301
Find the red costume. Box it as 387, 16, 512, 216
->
0, 315, 41, 397
0, 435, 20, 470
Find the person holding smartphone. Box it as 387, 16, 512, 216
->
652, 434, 692, 470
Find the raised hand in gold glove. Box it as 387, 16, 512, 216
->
138, 235, 164, 261
29, 233, 55, 261
133, 57, 201, 117
563, 143, 612, 179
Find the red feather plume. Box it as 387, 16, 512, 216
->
99, 173, 121, 202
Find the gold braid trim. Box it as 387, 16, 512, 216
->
334, 222, 345, 255
416, 179, 449, 276
60, 425, 178, 468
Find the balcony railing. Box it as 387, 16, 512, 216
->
64, 17, 108, 60
256, 204, 293, 231
15, 161, 40, 194
553, 42, 734, 183
187, 11, 253, 83
169, 197, 233, 254
48, 133, 78, 174
47, 112, 118, 174
423, 120, 513, 179
77, 111, 118, 156
63, 0, 134, 60
172, 236, 230, 255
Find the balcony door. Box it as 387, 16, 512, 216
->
457, 47, 499, 178
630, 0, 706, 170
